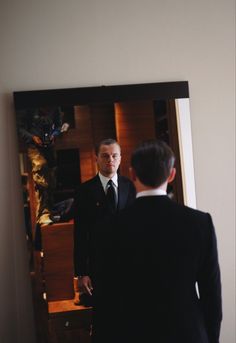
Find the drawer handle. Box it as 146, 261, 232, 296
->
65, 321, 70, 327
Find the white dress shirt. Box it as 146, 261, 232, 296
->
98, 172, 118, 198
136, 188, 167, 198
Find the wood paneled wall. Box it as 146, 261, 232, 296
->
55, 106, 96, 183
74, 106, 96, 182
56, 101, 157, 180
90, 103, 117, 146
56, 104, 117, 183
115, 100, 156, 178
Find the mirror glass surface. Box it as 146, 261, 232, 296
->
13, 81, 191, 341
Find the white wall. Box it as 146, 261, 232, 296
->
0, 0, 235, 342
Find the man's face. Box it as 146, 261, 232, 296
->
96, 143, 121, 177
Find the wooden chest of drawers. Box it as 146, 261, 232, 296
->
41, 220, 74, 301
34, 220, 93, 343
47, 300, 92, 343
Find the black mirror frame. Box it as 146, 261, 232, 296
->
13, 81, 189, 109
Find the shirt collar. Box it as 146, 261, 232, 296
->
98, 172, 118, 190
136, 188, 167, 198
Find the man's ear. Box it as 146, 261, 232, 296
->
168, 168, 176, 183
129, 167, 137, 182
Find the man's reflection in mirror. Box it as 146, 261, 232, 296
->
73, 138, 136, 339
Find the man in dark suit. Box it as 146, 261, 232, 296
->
73, 138, 136, 338
108, 139, 222, 343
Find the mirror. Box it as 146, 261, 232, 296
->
13, 81, 192, 342
14, 81, 190, 220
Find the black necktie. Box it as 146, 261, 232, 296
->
106, 180, 117, 212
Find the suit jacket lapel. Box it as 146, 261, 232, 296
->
92, 174, 107, 206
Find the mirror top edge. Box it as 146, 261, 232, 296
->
13, 81, 189, 110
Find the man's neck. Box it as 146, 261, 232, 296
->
99, 171, 116, 179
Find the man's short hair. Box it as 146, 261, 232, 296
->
95, 138, 121, 156
131, 139, 175, 187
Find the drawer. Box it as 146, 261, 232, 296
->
49, 310, 92, 331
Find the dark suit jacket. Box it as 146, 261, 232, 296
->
73, 174, 136, 278
108, 196, 222, 343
